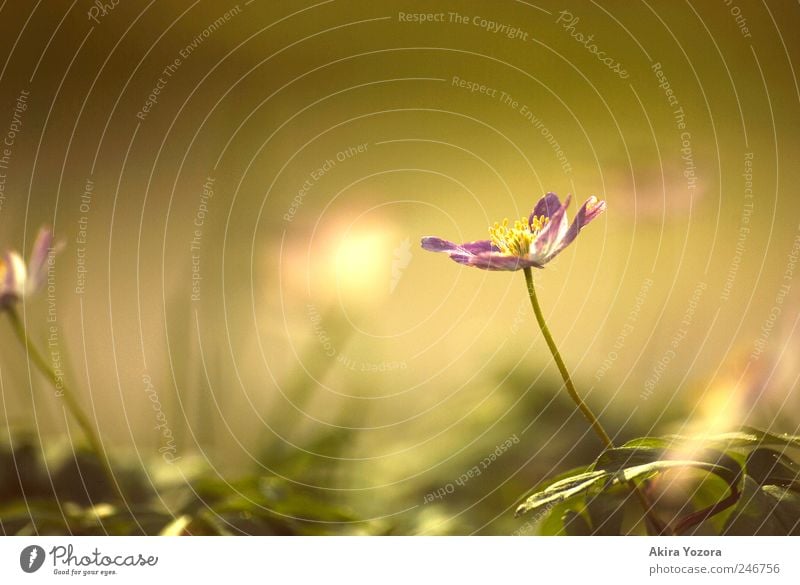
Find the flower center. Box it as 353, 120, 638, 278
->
489, 215, 549, 256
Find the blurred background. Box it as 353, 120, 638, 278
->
0, 0, 798, 534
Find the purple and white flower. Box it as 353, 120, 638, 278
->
421, 193, 606, 271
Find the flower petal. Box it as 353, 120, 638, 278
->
0, 260, 7, 302
532, 194, 571, 259
421, 236, 459, 252
530, 192, 563, 225
466, 251, 543, 271
3, 251, 26, 300
547, 196, 606, 260
26, 227, 54, 295
447, 253, 473, 265
421, 236, 495, 255
459, 239, 496, 254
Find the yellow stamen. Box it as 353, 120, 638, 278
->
489, 215, 549, 256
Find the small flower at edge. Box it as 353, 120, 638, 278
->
0, 227, 59, 308
420, 192, 606, 271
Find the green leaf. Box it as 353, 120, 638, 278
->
595, 446, 668, 470
745, 449, 800, 488
664, 427, 800, 450
563, 510, 592, 535
616, 460, 732, 484
536, 499, 581, 536
515, 471, 608, 516
597, 447, 742, 488
687, 473, 738, 533
515, 459, 734, 518
618, 428, 800, 454
618, 437, 672, 451
724, 477, 800, 535
762, 486, 800, 534
520, 466, 591, 496
586, 491, 627, 536
712, 427, 800, 449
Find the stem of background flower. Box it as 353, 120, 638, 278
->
522, 267, 667, 535
6, 306, 125, 502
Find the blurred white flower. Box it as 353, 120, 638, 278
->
0, 227, 57, 308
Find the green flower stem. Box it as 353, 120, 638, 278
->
7, 306, 124, 502
523, 267, 613, 448
522, 268, 666, 535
